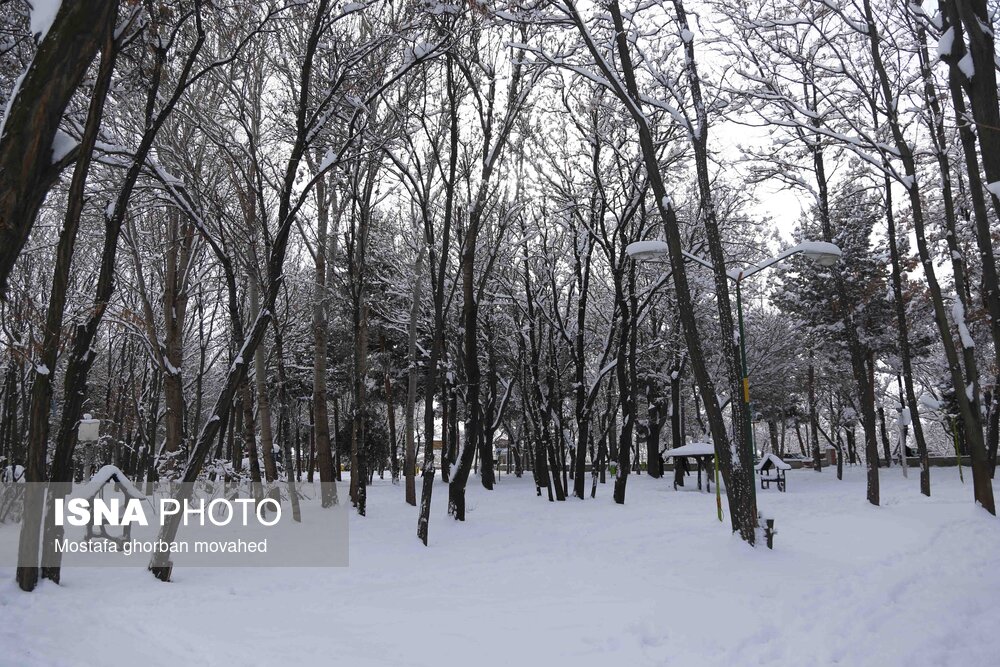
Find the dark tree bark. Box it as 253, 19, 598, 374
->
646, 379, 665, 478
383, 336, 399, 483
809, 349, 822, 472
441, 376, 452, 484
0, 0, 120, 293
403, 238, 425, 505
937, 1, 1000, 486
517, 249, 554, 502
878, 407, 892, 468
18, 15, 119, 591
612, 258, 638, 504
249, 276, 278, 494
950, 1, 1000, 219
670, 356, 686, 486
571, 210, 597, 498
271, 308, 300, 521
351, 303, 369, 516
767, 421, 779, 457
312, 174, 337, 506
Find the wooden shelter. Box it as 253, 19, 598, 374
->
756, 453, 790, 492
663, 442, 716, 492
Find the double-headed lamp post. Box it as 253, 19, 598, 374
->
625, 240, 841, 495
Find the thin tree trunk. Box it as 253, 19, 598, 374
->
403, 238, 425, 505
272, 313, 300, 521
312, 175, 337, 506
862, 0, 989, 512
250, 276, 279, 493
882, 173, 929, 492
809, 349, 822, 472
878, 407, 891, 468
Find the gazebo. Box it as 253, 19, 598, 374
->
663, 442, 716, 492
77, 465, 149, 546
756, 453, 790, 492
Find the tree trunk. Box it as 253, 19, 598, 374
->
18, 21, 118, 590
810, 117, 877, 504
272, 315, 301, 521
383, 337, 398, 483
250, 276, 278, 491
882, 173, 929, 492
449, 204, 486, 518
862, 0, 989, 513
239, 379, 263, 503
613, 259, 638, 504
312, 175, 337, 506
441, 378, 452, 484
0, 0, 120, 293
809, 350, 822, 472
351, 303, 369, 516
403, 238, 425, 505
646, 380, 664, 478
878, 407, 892, 468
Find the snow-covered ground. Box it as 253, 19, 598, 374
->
2, 467, 997, 666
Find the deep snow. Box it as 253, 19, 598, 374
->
1, 467, 997, 666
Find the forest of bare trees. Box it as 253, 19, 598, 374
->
2, 0, 998, 596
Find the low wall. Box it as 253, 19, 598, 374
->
782, 455, 976, 469
489, 455, 983, 474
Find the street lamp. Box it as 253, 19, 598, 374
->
78, 413, 101, 479
625, 239, 841, 492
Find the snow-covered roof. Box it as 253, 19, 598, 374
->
755, 453, 791, 471
663, 442, 715, 457
76, 465, 147, 501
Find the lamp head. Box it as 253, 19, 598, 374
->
798, 241, 841, 267
625, 240, 670, 261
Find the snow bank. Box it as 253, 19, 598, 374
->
1, 472, 997, 667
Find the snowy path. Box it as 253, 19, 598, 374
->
2, 468, 997, 666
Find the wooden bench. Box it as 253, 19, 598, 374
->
760, 469, 785, 492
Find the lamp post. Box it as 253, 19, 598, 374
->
78, 413, 101, 479
625, 240, 841, 500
